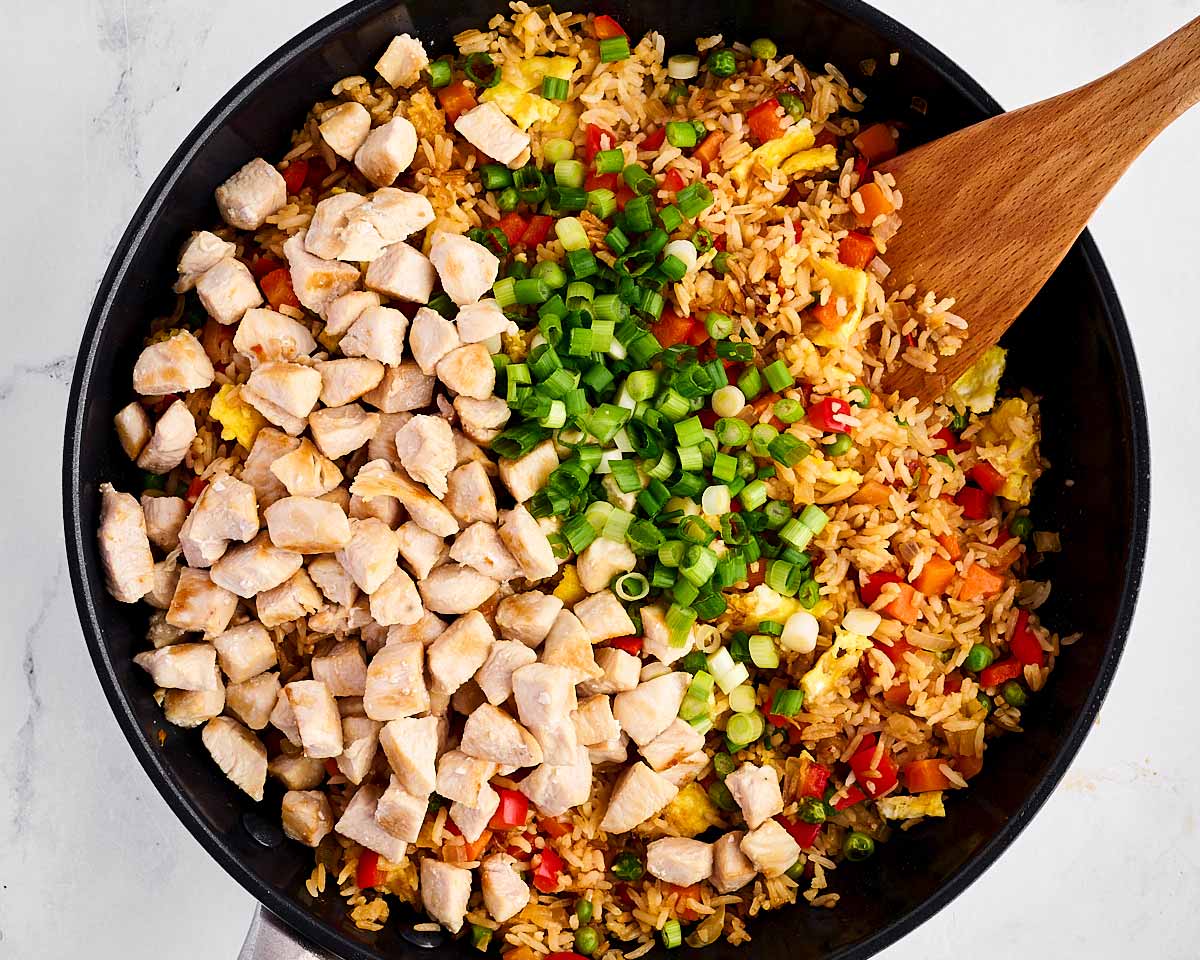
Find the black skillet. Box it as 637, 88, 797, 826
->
62, 0, 1150, 956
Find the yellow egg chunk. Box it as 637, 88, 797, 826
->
209, 383, 266, 451
811, 258, 869, 348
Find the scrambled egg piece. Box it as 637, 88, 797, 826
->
801, 628, 872, 701
876, 792, 946, 820
553, 563, 587, 605
541, 100, 580, 140
977, 397, 1040, 504
780, 144, 839, 176
662, 782, 722, 837
209, 384, 266, 451
944, 345, 1007, 414
811, 257, 870, 348
730, 120, 816, 182
480, 81, 560, 131
726, 585, 804, 630
501, 56, 577, 91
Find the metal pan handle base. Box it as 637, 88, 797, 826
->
238, 906, 339, 960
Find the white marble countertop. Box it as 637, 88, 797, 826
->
2, 0, 1197, 955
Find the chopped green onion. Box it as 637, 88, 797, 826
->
623, 195, 654, 232
680, 544, 718, 587
658, 540, 686, 567
471, 923, 493, 951
727, 684, 758, 714
660, 254, 687, 282
737, 366, 762, 400
798, 578, 821, 609
622, 163, 656, 196
707, 780, 737, 811
763, 360, 795, 391
672, 577, 699, 607
514, 277, 551, 305
715, 417, 751, 447
712, 250, 731, 274
497, 186, 520, 211
602, 507, 634, 541
492, 276, 518, 309
661, 918, 682, 950
599, 36, 631, 63
768, 433, 812, 467
799, 504, 829, 533
426, 59, 452, 88
464, 52, 500, 87
492, 423, 550, 459
554, 159, 587, 189
763, 500, 791, 529
850, 385, 872, 408
614, 571, 650, 601
549, 185, 587, 212
739, 479, 768, 511
774, 397, 805, 423
713, 752, 736, 778
675, 415, 705, 448
658, 204, 683, 233
587, 188, 617, 220
531, 260, 567, 290
704, 311, 734, 339
567, 248, 598, 278
542, 75, 570, 100
779, 518, 814, 550
749, 422, 778, 457
555, 216, 589, 251
666, 603, 697, 646
677, 183, 715, 218
778, 91, 805, 120
666, 121, 698, 148
480, 163, 513, 191
594, 148, 624, 174
726, 709, 764, 745
514, 164, 547, 204
701, 484, 731, 516
667, 54, 700, 80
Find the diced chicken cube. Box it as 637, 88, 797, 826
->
435, 750, 497, 805
269, 439, 342, 499
588, 734, 628, 766
311, 640, 367, 697
354, 461, 459, 538
269, 688, 303, 746
495, 591, 562, 649
316, 358, 385, 407
613, 672, 691, 746
134, 642, 219, 691
341, 306, 409, 366
575, 590, 636, 643
132, 331, 215, 396
445, 461, 498, 525
724, 763, 784, 830
646, 837, 714, 886
379, 715, 439, 797
257, 569, 323, 628
233, 309, 317, 368
392, 522, 445, 581
98, 483, 154, 602
481, 854, 530, 923
163, 666, 225, 729
350, 490, 401, 527
474, 640, 537, 705
387, 610, 446, 646
436, 343, 495, 400
335, 517, 400, 594
498, 440, 558, 504
640, 718, 705, 772
177, 474, 260, 568
428, 231, 499, 307
740, 819, 800, 877
350, 188, 436, 251
265, 496, 352, 553
641, 603, 695, 665
517, 744, 592, 817
246, 361, 322, 420
460, 703, 543, 767
362, 361, 435, 414
542, 611, 603, 683
376, 34, 428, 88
449, 783, 500, 843
409, 306, 461, 375
285, 680, 343, 758
319, 101, 371, 160
141, 495, 188, 553
114, 401, 151, 460
394, 415, 456, 501
377, 776, 428, 841
336, 715, 382, 784
711, 831, 757, 893
454, 298, 516, 343
448, 521, 521, 581
326, 290, 382, 336
145, 551, 181, 611
364, 640, 428, 720
336, 783, 407, 862
175, 230, 236, 292
529, 718, 578, 766
364, 241, 435, 303
241, 384, 306, 436
136, 400, 197, 475
576, 539, 637, 595
196, 257, 263, 326
226, 672, 280, 730
572, 695, 620, 746
215, 157, 287, 230
578, 647, 642, 697
419, 859, 472, 934
453, 396, 510, 446
454, 102, 531, 168
658, 748, 707, 787
369, 567, 423, 626
281, 790, 334, 847
512, 662, 576, 729
499, 505, 557, 581
166, 568, 238, 637
599, 762, 678, 834
207, 532, 301, 599
202, 717, 267, 801
417, 563, 499, 615
283, 233, 360, 316
427, 610, 495, 696
268, 753, 325, 791
355, 116, 419, 188
309, 404, 381, 460
211, 621, 276, 683
241, 429, 299, 508
308, 555, 360, 607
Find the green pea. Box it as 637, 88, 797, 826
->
612, 851, 644, 881
1002, 681, 1028, 708
750, 38, 778, 60
575, 926, 599, 956
850, 385, 872, 408
964, 643, 995, 673
778, 91, 805, 121
784, 858, 806, 881
142, 472, 166, 491
823, 434, 853, 457
575, 898, 593, 924
1009, 515, 1034, 539
797, 797, 827, 824
707, 49, 737, 78
713, 752, 736, 779
844, 831, 875, 861
665, 82, 687, 105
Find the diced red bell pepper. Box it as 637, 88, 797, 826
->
832, 785, 866, 810
585, 123, 614, 163
496, 212, 529, 248
969, 462, 1006, 495
943, 671, 964, 694
848, 738, 899, 798
615, 184, 636, 210
813, 127, 839, 149
532, 846, 564, 893
539, 817, 571, 839
685, 321, 710, 346
548, 954, 591, 960
860, 570, 901, 607
592, 14, 626, 38
283, 159, 308, 196
650, 308, 695, 348
796, 757, 831, 798
838, 231, 878, 269
955, 486, 991, 520
437, 81, 477, 123
980, 657, 1023, 688
776, 815, 821, 848
248, 254, 282, 279
808, 397, 853, 434
261, 268, 301, 311
1009, 610, 1045, 666
747, 98, 786, 142
932, 426, 969, 454
609, 636, 643, 656
697, 408, 720, 429
520, 214, 554, 248
642, 127, 667, 151
661, 168, 686, 194
356, 850, 382, 889
185, 476, 208, 504
323, 758, 340, 777
489, 788, 530, 830
585, 172, 618, 193
304, 156, 331, 190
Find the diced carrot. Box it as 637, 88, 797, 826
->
503, 947, 539, 960
852, 480, 893, 506
957, 563, 1005, 601
444, 829, 492, 864
883, 581, 920, 624
650, 308, 694, 348
261, 268, 301, 311
694, 131, 724, 173
248, 254, 283, 279
539, 817, 571, 838
903, 758, 957, 793
852, 123, 897, 165
747, 99, 786, 142
810, 299, 842, 331
667, 883, 703, 922
436, 81, 477, 123
852, 182, 895, 228
883, 683, 910, 706
912, 555, 956, 596
685, 321, 710, 346
838, 231, 878, 269
953, 755, 985, 780
936, 533, 963, 561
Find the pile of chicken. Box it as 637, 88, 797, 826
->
96, 32, 806, 936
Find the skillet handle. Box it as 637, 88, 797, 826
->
238, 906, 339, 960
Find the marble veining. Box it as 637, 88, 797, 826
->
1, 0, 1197, 956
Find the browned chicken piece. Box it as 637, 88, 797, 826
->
379, 715, 439, 797
335, 517, 400, 594
114, 401, 151, 461
599, 762, 678, 834
517, 744, 592, 817
362, 361, 435, 414
281, 790, 334, 847
305, 192, 373, 259
613, 673, 691, 747
166, 568, 239, 637
646, 838, 714, 886
576, 538, 637, 594
495, 590, 563, 649
499, 505, 557, 582
395, 521, 447, 580
264, 496, 352, 553
574, 589, 637, 642
364, 241, 435, 303
512, 663, 577, 730
474, 639, 537, 705
233, 307, 317, 365
480, 853, 530, 923
144, 551, 181, 611
202, 717, 268, 801
285, 679, 343, 758
307, 554, 360, 607
369, 567, 423, 626
395, 415, 456, 499
335, 783, 407, 862
136, 400, 197, 475
724, 763, 784, 830
436, 343, 495, 400
210, 532, 304, 598
335, 716, 382, 784
453, 431, 494, 470
141, 495, 188, 552
444, 460, 498, 525
257, 569, 324, 628
268, 753, 326, 791
283, 233, 360, 316
386, 609, 447, 646
354, 116, 418, 188
349, 490, 402, 527
196, 257, 264, 325
454, 299, 516, 343
311, 640, 367, 697
178, 474, 260, 568
211, 621, 277, 683
246, 361, 322, 420
578, 647, 642, 697
364, 640, 429, 720
376, 34, 429, 87
428, 232, 499, 306
132, 331, 215, 396
435, 750, 498, 806
340, 305, 409, 366
376, 776, 428, 841
266, 439, 342, 499
319, 101, 371, 161
739, 819, 800, 878
588, 735, 628, 767
409, 306, 461, 375
226, 672, 281, 730
134, 642, 219, 691
459, 703, 543, 768
541, 610, 604, 683
162, 664, 225, 729
640, 719, 706, 773
417, 563, 499, 615
98, 483, 155, 603
711, 831, 757, 893
427, 610, 495, 696
308, 404, 381, 460
448, 521, 522, 582
269, 687, 303, 747
241, 428, 300, 508
418, 859, 472, 934
146, 609, 186, 649
572, 695, 620, 747
316, 358, 385, 407
174, 230, 236, 293
449, 785, 499, 844
453, 396, 510, 446
344, 188, 435, 255
325, 290, 381, 336
241, 382, 307, 436
214, 157, 286, 230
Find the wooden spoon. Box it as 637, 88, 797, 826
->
879, 15, 1200, 403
